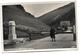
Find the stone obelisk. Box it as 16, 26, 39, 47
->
8, 21, 17, 41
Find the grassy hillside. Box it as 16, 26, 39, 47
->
38, 2, 75, 26
3, 5, 50, 39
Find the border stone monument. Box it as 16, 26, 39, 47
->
8, 21, 17, 41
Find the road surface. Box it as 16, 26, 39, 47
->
5, 34, 77, 51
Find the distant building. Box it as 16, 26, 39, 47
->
60, 21, 70, 27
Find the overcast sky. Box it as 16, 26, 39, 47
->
22, 1, 73, 17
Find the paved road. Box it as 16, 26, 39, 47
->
5, 34, 76, 51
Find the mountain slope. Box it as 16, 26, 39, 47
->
38, 2, 75, 26
3, 5, 50, 31
3, 5, 50, 39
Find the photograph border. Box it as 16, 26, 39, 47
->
0, 0, 78, 53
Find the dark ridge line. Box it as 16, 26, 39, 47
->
37, 2, 74, 18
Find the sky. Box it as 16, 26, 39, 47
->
22, 1, 73, 17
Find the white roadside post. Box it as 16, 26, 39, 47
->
73, 25, 76, 41
8, 21, 17, 42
